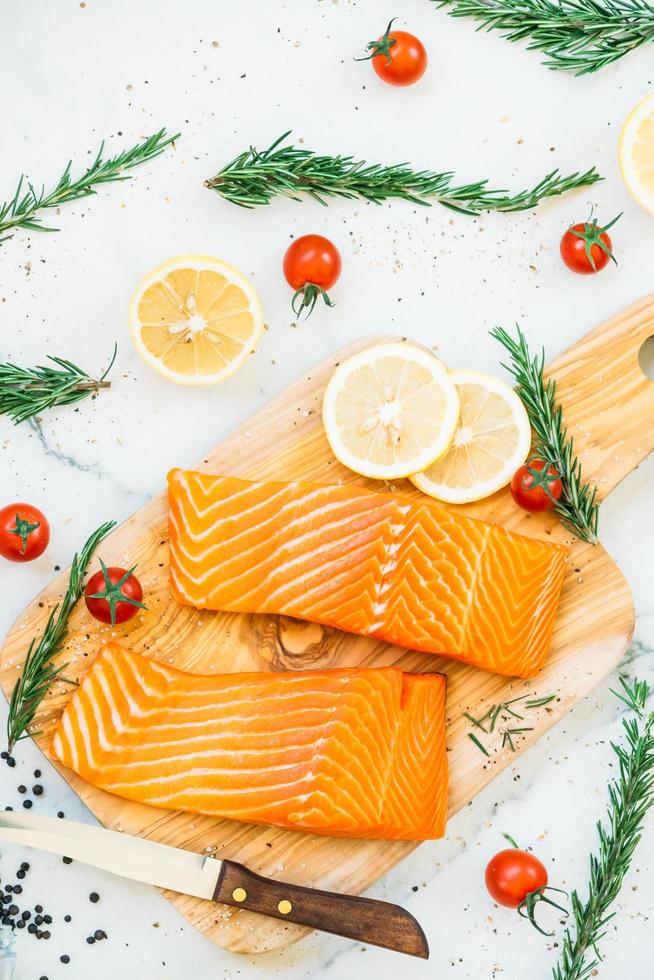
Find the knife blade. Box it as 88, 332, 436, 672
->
0, 812, 428, 958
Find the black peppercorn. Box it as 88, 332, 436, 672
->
16, 869, 25, 879
42, 930, 51, 940
43, 914, 52, 924
35, 904, 43, 913
35, 914, 44, 925
64, 914, 71, 922
57, 811, 65, 818
7, 904, 18, 916
86, 936, 95, 944
34, 769, 41, 778
94, 928, 106, 940
89, 891, 100, 903
27, 922, 37, 934
16, 919, 25, 930
12, 884, 22, 895
21, 911, 30, 920
20, 862, 29, 871
60, 954, 70, 964
62, 856, 72, 864
22, 799, 33, 809
33, 785, 43, 796
17, 785, 26, 794
7, 757, 15, 768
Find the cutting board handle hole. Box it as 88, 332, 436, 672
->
638, 335, 654, 381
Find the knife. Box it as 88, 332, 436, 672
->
0, 811, 428, 958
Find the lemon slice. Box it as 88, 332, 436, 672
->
322, 342, 460, 480
410, 370, 531, 503
129, 254, 264, 385
619, 92, 654, 215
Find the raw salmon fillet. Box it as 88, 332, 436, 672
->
52, 644, 448, 841
168, 470, 568, 678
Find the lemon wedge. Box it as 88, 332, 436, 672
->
410, 370, 531, 503
619, 92, 654, 215
322, 342, 460, 480
129, 254, 264, 385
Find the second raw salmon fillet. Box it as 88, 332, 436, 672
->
168, 470, 567, 677
52, 644, 448, 840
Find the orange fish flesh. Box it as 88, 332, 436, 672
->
168, 470, 567, 678
51, 644, 448, 841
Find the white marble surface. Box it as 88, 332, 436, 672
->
1, 1, 654, 977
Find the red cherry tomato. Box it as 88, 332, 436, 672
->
560, 211, 621, 274
84, 560, 145, 626
359, 19, 427, 86
283, 234, 342, 318
0, 503, 50, 562
485, 848, 548, 909
511, 459, 563, 512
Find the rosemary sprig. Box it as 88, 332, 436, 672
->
7, 520, 116, 752
0, 344, 117, 425
433, 0, 654, 76
206, 132, 601, 216
552, 677, 654, 979
0, 128, 179, 243
491, 324, 599, 544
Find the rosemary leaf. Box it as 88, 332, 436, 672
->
0, 129, 179, 243
0, 344, 116, 425
491, 324, 599, 543
464, 710, 489, 731
552, 678, 654, 979
7, 521, 116, 752
526, 694, 558, 708
468, 731, 491, 756
206, 132, 601, 215
432, 0, 654, 76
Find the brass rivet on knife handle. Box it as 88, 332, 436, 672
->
213, 859, 429, 958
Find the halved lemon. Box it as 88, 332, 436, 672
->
322, 342, 460, 480
129, 254, 264, 385
410, 370, 531, 503
619, 92, 654, 215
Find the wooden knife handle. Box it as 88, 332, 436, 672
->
213, 859, 429, 958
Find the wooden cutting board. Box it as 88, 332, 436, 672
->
2, 296, 654, 955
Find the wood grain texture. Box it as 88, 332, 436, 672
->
2, 294, 654, 954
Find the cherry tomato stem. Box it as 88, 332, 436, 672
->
291, 283, 334, 318
516, 885, 569, 937
356, 18, 398, 65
